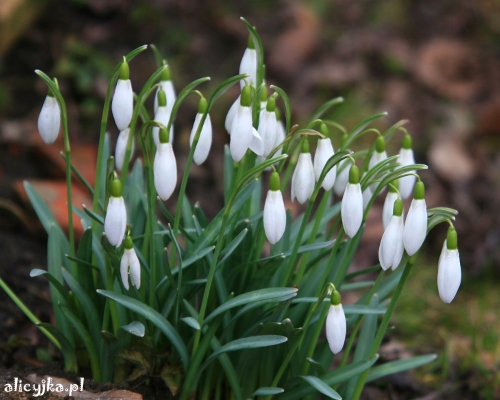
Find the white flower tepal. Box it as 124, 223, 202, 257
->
325, 290, 346, 354
263, 172, 286, 244
437, 227, 461, 303
153, 87, 174, 146
314, 132, 336, 190
115, 128, 135, 172
398, 134, 416, 199
239, 36, 257, 88
154, 66, 176, 114
341, 165, 363, 238
257, 97, 278, 157
154, 128, 177, 201
229, 86, 255, 162
37, 93, 60, 144
291, 140, 315, 204
111, 61, 133, 131
382, 182, 399, 229
120, 237, 141, 290
104, 179, 127, 247
379, 199, 405, 270
190, 98, 212, 165
403, 181, 427, 256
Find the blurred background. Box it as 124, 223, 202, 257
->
0, 0, 499, 398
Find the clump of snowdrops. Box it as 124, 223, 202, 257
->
0, 19, 461, 400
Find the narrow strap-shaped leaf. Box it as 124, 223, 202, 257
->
83, 205, 104, 225
366, 354, 437, 383
252, 387, 284, 396
307, 97, 344, 125
300, 376, 341, 400
217, 228, 248, 267
121, 321, 145, 337
36, 322, 77, 372
30, 269, 68, 301
343, 111, 388, 149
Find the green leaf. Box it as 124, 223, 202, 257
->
83, 205, 104, 225
270, 85, 292, 140
208, 73, 247, 109
343, 111, 388, 149
121, 321, 145, 337
36, 323, 77, 372
29, 269, 68, 301
181, 317, 200, 330
366, 354, 437, 383
252, 387, 284, 396
217, 228, 248, 267
300, 376, 341, 400
307, 97, 344, 125
97, 289, 189, 370
340, 281, 374, 290
204, 287, 298, 325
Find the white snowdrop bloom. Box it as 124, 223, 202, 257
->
368, 136, 388, 193
250, 127, 264, 156
229, 86, 255, 162
291, 140, 315, 204
225, 95, 240, 135
437, 227, 461, 303
115, 128, 135, 172
379, 199, 405, 270
239, 36, 257, 89
341, 165, 363, 238
362, 185, 373, 211
398, 134, 416, 199
104, 180, 127, 247
154, 66, 176, 113
154, 128, 177, 201
382, 181, 399, 229
189, 98, 212, 165
258, 97, 278, 157
111, 61, 133, 131
37, 93, 60, 144
403, 181, 427, 256
334, 159, 350, 197
152, 87, 174, 146
263, 172, 286, 244
325, 290, 346, 354
314, 125, 336, 190
120, 236, 140, 290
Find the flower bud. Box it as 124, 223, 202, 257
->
37, 91, 61, 144
314, 124, 336, 190
402, 181, 427, 256
325, 289, 346, 354
154, 140, 177, 201
437, 226, 461, 303
379, 199, 405, 270
341, 165, 363, 237
263, 172, 286, 244
120, 236, 141, 290
115, 128, 135, 171
111, 60, 133, 131
190, 97, 212, 165
291, 139, 315, 204
104, 179, 127, 247
398, 134, 416, 199
239, 36, 257, 89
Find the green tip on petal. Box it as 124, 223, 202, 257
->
375, 135, 385, 153
241, 85, 252, 107
301, 138, 310, 153
393, 198, 403, 216
124, 236, 133, 249
157, 87, 167, 107
260, 86, 268, 102
266, 96, 276, 112
331, 289, 341, 306
247, 35, 255, 49
110, 179, 122, 197
446, 226, 458, 250
119, 61, 129, 80
319, 123, 329, 137
402, 133, 412, 149
349, 164, 360, 184
270, 171, 280, 191
159, 126, 170, 143
198, 97, 208, 114
414, 180, 425, 200
160, 65, 171, 81
388, 179, 399, 193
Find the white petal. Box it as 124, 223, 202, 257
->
362, 186, 373, 211
314, 138, 336, 190
120, 249, 131, 290
154, 143, 177, 201
115, 128, 135, 171
403, 199, 427, 256
341, 183, 363, 238
391, 220, 405, 270
111, 79, 133, 131
437, 247, 461, 303
190, 113, 212, 165
326, 304, 346, 354
382, 192, 399, 229
225, 95, 240, 134
128, 248, 141, 289
104, 196, 126, 247
273, 120, 286, 157
263, 190, 287, 244
154, 80, 176, 113
291, 153, 315, 204
230, 106, 253, 162
152, 106, 174, 146
239, 48, 257, 89
38, 96, 61, 144
334, 160, 350, 197
249, 127, 264, 156
398, 148, 416, 199
379, 215, 403, 270
258, 110, 278, 157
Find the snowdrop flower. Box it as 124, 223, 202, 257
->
325, 289, 346, 354
229, 85, 264, 161
189, 97, 212, 165
333, 134, 350, 196
259, 86, 268, 122
272, 108, 286, 158
154, 127, 177, 201
224, 95, 240, 135
120, 236, 140, 290
362, 185, 373, 211
379, 198, 405, 270
382, 180, 399, 229
37, 90, 60, 144
368, 136, 387, 193
258, 96, 278, 157
403, 181, 427, 256
437, 226, 461, 303
239, 35, 257, 89
152, 87, 174, 146
111, 60, 133, 132
154, 65, 176, 114
115, 128, 135, 172
314, 124, 336, 190
104, 179, 127, 247
341, 164, 363, 238
263, 171, 286, 244
398, 134, 416, 200
291, 139, 315, 204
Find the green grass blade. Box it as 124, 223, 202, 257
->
366, 354, 437, 383
300, 376, 341, 400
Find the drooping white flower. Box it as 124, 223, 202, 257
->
154, 128, 177, 201
334, 159, 351, 197
314, 125, 336, 190
325, 290, 346, 354
341, 165, 363, 238
239, 36, 257, 89
120, 236, 140, 290
152, 87, 174, 146
382, 181, 399, 229
263, 172, 286, 244
258, 97, 278, 157
154, 66, 176, 114
225, 95, 240, 135
111, 61, 133, 131
437, 227, 461, 303
115, 128, 135, 172
291, 140, 315, 204
189, 97, 212, 165
398, 134, 416, 199
362, 185, 373, 211
403, 181, 427, 256
379, 199, 405, 270
37, 93, 61, 144
104, 179, 127, 247
368, 136, 388, 193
